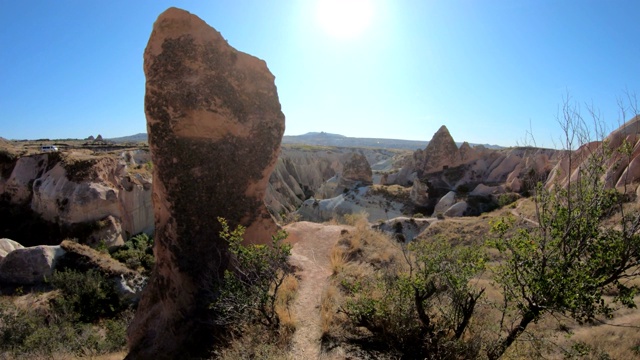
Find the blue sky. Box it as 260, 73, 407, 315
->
1, 1, 638, 147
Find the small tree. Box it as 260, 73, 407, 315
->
210, 218, 293, 329
488, 100, 640, 359
342, 237, 486, 358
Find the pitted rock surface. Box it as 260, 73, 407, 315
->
126, 7, 285, 359
342, 152, 373, 184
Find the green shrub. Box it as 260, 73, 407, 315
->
496, 193, 519, 208
341, 238, 486, 358
49, 268, 127, 323
0, 299, 131, 357
111, 233, 154, 274
211, 218, 294, 330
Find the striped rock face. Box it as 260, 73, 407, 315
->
126, 7, 285, 359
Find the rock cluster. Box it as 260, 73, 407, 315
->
0, 150, 153, 247
126, 8, 285, 359
317, 152, 373, 198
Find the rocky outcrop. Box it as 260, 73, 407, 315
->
443, 201, 468, 217
0, 150, 154, 247
0, 238, 23, 260
265, 147, 405, 219
547, 116, 640, 194
416, 125, 461, 174
84, 215, 124, 248
317, 152, 373, 198
392, 125, 474, 186
0, 244, 65, 284
296, 186, 408, 223
127, 8, 285, 359
434, 191, 457, 215
342, 152, 373, 184
410, 178, 429, 206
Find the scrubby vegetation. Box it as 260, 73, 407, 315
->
0, 222, 299, 359
209, 218, 298, 357
319, 106, 640, 359
0, 269, 133, 358
111, 233, 155, 275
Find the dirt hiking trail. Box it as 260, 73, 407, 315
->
285, 221, 352, 360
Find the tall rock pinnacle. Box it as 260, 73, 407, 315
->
417, 125, 460, 174
126, 7, 285, 359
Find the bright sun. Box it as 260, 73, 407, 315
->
315, 0, 374, 39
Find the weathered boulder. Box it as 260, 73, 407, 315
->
434, 191, 457, 215
0, 238, 23, 260
444, 201, 468, 217
85, 215, 125, 248
0, 245, 65, 284
126, 8, 285, 359
3, 154, 50, 204
410, 178, 429, 206
342, 152, 373, 185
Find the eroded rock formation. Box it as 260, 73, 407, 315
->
126, 8, 285, 359
547, 115, 640, 193
0, 150, 153, 247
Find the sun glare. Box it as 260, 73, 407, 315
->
316, 0, 374, 40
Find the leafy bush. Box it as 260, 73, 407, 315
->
49, 268, 128, 323
0, 295, 131, 357
487, 104, 640, 359
111, 232, 154, 274
339, 236, 486, 358
496, 193, 519, 208
211, 218, 295, 330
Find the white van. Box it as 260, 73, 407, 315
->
41, 145, 59, 152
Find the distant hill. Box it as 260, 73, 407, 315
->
107, 133, 148, 143
282, 132, 429, 150
106, 132, 501, 150
283, 132, 502, 151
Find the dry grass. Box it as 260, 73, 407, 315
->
321, 221, 405, 350
320, 284, 341, 337
368, 184, 411, 204
335, 215, 403, 269
275, 273, 299, 334
319, 198, 640, 359
0, 352, 131, 360
329, 245, 349, 275
214, 326, 290, 360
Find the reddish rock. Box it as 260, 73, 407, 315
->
417, 125, 460, 174
126, 7, 285, 359
342, 152, 373, 184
